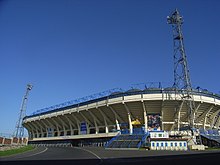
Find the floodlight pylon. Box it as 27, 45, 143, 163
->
14, 84, 33, 138
167, 9, 196, 130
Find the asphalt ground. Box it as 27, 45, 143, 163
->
1, 146, 220, 165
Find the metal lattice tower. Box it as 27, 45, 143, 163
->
167, 9, 196, 130
14, 84, 33, 138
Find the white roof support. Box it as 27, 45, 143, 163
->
38, 121, 46, 136
57, 116, 68, 136
59, 115, 70, 128
215, 115, 220, 129
177, 101, 184, 131
123, 103, 135, 120
64, 115, 76, 135
97, 107, 109, 133
115, 119, 120, 131
196, 105, 214, 123
123, 103, 133, 134
210, 109, 220, 128
203, 105, 215, 130
24, 123, 34, 138
170, 101, 184, 131
142, 101, 148, 133
29, 122, 40, 138
79, 111, 92, 133
88, 111, 99, 134
39, 119, 48, 129
50, 118, 61, 136
79, 111, 93, 126
108, 105, 124, 124
57, 115, 69, 130
44, 118, 56, 130
89, 110, 102, 125
193, 103, 202, 122
40, 120, 49, 137
66, 115, 78, 129
128, 113, 133, 134
98, 107, 112, 124
70, 113, 81, 135
180, 102, 201, 126
41, 119, 53, 137
160, 101, 165, 130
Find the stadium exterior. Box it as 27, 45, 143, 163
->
23, 87, 220, 147
22, 9, 220, 149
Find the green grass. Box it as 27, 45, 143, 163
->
206, 147, 220, 150
0, 145, 35, 157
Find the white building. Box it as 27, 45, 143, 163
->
149, 131, 188, 151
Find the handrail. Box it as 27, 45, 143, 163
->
104, 131, 121, 148
137, 132, 149, 148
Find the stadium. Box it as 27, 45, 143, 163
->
22, 9, 220, 150
22, 86, 220, 149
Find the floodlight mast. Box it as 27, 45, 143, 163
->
14, 84, 33, 138
167, 9, 195, 130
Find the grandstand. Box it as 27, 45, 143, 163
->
23, 86, 220, 148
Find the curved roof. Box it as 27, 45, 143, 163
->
24, 87, 220, 119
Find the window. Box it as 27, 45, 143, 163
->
184, 142, 187, 147
165, 142, 168, 147
158, 134, 162, 137
152, 142, 155, 147
175, 142, 177, 146
161, 143, 164, 147
171, 143, 173, 147
180, 142, 182, 147
156, 143, 159, 147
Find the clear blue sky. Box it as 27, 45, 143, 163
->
0, 0, 219, 135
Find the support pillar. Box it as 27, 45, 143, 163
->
116, 119, 120, 131
128, 113, 133, 134
88, 111, 100, 134
203, 106, 214, 130
143, 110, 148, 133
71, 114, 81, 135
142, 101, 148, 133
98, 108, 109, 134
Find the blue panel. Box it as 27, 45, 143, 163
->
133, 128, 145, 135
80, 122, 87, 134
121, 129, 129, 134
207, 129, 213, 135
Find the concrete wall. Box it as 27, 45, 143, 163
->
0, 137, 28, 145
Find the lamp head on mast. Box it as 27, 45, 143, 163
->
167, 9, 184, 25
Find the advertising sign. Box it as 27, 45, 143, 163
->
80, 122, 87, 134
148, 114, 161, 130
